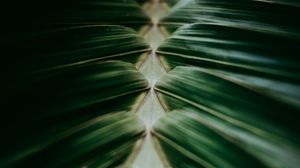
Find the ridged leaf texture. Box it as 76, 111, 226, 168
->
1, 0, 300, 168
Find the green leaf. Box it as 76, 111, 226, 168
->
3, 0, 300, 167
157, 23, 300, 106
2, 1, 153, 167
1, 61, 148, 167
158, 23, 300, 79
4, 25, 150, 77
5, 0, 150, 33
153, 1, 300, 167
160, 0, 300, 35
162, 0, 180, 7
2, 112, 145, 168
154, 66, 300, 168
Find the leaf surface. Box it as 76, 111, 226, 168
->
154, 66, 300, 168
1, 61, 148, 167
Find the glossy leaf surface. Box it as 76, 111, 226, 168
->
157, 23, 300, 107
154, 1, 300, 167
3, 0, 300, 167
154, 66, 300, 168
160, 0, 300, 35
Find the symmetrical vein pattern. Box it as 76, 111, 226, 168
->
2, 0, 300, 168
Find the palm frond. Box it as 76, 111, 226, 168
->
3, 25, 150, 77
154, 66, 300, 167
2, 0, 300, 167
153, 0, 300, 168
0, 60, 148, 167
160, 0, 300, 35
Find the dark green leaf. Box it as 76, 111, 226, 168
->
4, 0, 150, 35
0, 61, 148, 167
154, 66, 300, 168
157, 23, 300, 106
3, 25, 150, 77
160, 0, 300, 35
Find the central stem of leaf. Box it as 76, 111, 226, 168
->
130, 0, 170, 168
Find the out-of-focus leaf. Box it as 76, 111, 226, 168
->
135, 0, 149, 5
157, 23, 300, 106
153, 66, 300, 168
1, 1, 152, 166
3, 0, 150, 35
3, 25, 150, 77
1, 112, 145, 168
1, 0, 151, 167
46, 0, 148, 27
160, 0, 300, 35
163, 0, 180, 7
153, 110, 268, 168
0, 61, 148, 167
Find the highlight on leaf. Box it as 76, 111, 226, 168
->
152, 1, 300, 168
154, 66, 300, 168
159, 0, 300, 36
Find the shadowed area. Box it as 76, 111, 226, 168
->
0, 61, 149, 167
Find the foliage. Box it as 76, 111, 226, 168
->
2, 0, 300, 167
